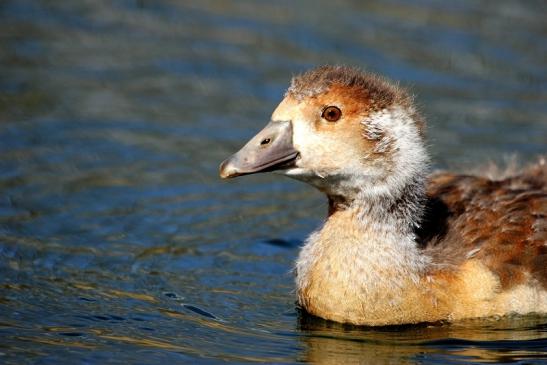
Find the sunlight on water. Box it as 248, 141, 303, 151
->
0, 0, 546, 363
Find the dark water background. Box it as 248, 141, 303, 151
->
1, 0, 546, 363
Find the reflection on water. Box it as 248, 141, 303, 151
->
298, 314, 547, 364
0, 0, 546, 363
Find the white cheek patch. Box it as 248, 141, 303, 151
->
362, 107, 429, 178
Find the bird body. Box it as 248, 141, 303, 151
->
220, 66, 546, 326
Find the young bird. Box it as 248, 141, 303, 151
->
219, 66, 547, 326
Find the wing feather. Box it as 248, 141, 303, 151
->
418, 160, 547, 289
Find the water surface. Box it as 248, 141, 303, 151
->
1, 0, 546, 363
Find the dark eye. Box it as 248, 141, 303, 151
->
321, 106, 342, 122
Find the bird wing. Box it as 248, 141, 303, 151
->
418, 160, 546, 290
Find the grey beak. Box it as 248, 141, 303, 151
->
219, 120, 298, 179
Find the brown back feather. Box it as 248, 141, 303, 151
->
418, 159, 547, 289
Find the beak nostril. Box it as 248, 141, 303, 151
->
260, 138, 271, 146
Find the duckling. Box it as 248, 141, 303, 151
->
219, 65, 547, 326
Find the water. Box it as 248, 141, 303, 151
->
0, 0, 546, 363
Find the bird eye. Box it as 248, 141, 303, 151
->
321, 106, 342, 122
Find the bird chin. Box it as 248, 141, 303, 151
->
277, 167, 329, 184
277, 167, 308, 177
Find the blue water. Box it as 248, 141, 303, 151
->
0, 0, 546, 363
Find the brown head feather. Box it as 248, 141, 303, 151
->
286, 66, 426, 134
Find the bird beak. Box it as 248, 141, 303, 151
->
219, 120, 299, 179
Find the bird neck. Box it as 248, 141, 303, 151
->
327, 170, 427, 240
296, 175, 432, 325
